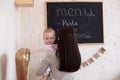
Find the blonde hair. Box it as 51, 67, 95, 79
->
43, 28, 55, 36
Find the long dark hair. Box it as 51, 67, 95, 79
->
56, 28, 81, 72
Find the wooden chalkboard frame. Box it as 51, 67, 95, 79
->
45, 1, 104, 44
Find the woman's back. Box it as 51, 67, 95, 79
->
37, 51, 78, 80
37, 28, 81, 80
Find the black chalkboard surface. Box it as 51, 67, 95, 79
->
46, 2, 103, 44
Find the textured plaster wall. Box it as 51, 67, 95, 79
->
19, 0, 120, 80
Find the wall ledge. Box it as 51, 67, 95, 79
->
14, 0, 34, 7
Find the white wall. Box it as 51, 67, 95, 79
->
0, 0, 20, 80
19, 0, 120, 80
0, 0, 120, 80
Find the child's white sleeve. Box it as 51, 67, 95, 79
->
43, 66, 51, 75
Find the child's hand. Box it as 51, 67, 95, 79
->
41, 75, 48, 80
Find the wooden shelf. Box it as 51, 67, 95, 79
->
14, 0, 34, 7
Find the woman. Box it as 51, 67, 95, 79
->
37, 28, 81, 80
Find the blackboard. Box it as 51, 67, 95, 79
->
46, 2, 103, 44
